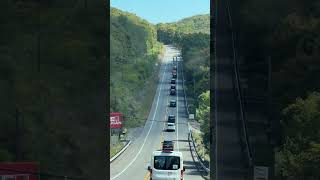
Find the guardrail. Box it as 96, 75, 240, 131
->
189, 129, 210, 173
110, 140, 132, 163
226, 0, 253, 167
180, 56, 211, 174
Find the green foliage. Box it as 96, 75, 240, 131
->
110, 7, 162, 128
193, 131, 210, 164
156, 14, 209, 45
110, 143, 125, 158
232, 1, 320, 178
196, 91, 210, 148
276, 92, 320, 179
0, 149, 14, 162
0, 1, 107, 179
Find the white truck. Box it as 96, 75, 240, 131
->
148, 141, 186, 180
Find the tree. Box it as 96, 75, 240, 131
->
276, 92, 320, 179
196, 91, 210, 149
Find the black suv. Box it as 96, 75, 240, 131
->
168, 115, 175, 123
169, 100, 176, 107
171, 78, 176, 84
170, 89, 176, 95
170, 85, 176, 90
162, 140, 174, 151
172, 73, 177, 78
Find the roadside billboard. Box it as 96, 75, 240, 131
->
110, 112, 123, 129
0, 162, 39, 180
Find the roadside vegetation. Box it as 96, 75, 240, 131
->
276, 92, 320, 179
193, 131, 210, 166
110, 143, 125, 158
231, 0, 320, 179
156, 14, 210, 158
0, 1, 106, 179
110, 7, 163, 128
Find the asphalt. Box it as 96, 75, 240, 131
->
110, 45, 205, 180
215, 0, 247, 179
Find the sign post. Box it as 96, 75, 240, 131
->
110, 112, 123, 129
110, 112, 123, 140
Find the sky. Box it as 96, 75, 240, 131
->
110, 0, 210, 24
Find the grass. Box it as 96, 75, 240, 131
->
139, 66, 160, 124
110, 143, 125, 158
193, 131, 210, 164
123, 54, 162, 128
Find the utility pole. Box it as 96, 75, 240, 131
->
37, 2, 41, 72
267, 56, 272, 144
193, 78, 196, 98
15, 108, 20, 161
37, 32, 40, 72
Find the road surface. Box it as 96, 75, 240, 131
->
110, 45, 205, 180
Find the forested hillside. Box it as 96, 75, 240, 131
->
156, 14, 210, 160
230, 0, 320, 179
156, 14, 209, 44
0, 0, 106, 179
110, 8, 163, 127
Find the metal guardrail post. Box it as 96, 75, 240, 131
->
189, 129, 210, 173
181, 55, 210, 174
110, 140, 132, 162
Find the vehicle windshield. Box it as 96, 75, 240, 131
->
154, 156, 180, 170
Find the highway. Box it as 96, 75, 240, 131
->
110, 45, 205, 180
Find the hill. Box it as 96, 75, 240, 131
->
156, 14, 210, 44
110, 7, 162, 128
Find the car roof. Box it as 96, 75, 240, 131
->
170, 100, 176, 102
152, 151, 183, 157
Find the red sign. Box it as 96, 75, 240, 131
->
110, 112, 123, 129
0, 162, 39, 180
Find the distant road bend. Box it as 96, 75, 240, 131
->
110, 45, 205, 180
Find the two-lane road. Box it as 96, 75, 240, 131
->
110, 45, 205, 180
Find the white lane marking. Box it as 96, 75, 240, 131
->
176, 54, 179, 152
111, 59, 168, 180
